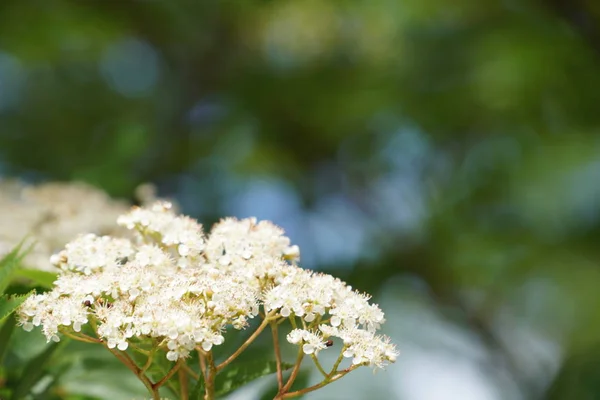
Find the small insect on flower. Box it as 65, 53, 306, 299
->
325, 339, 334, 347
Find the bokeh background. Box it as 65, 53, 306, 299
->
2, 1, 600, 399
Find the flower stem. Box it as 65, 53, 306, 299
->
140, 347, 156, 375
328, 352, 345, 377
204, 351, 216, 400
106, 346, 158, 399
216, 310, 277, 372
182, 362, 200, 380
128, 341, 151, 356
59, 329, 102, 344
279, 345, 304, 394
153, 359, 184, 391
199, 349, 207, 380
179, 368, 189, 400
270, 321, 284, 390
279, 364, 360, 399
310, 354, 328, 378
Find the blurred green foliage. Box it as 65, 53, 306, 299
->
2, 0, 600, 399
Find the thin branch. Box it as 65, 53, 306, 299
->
280, 346, 304, 394
106, 346, 157, 399
182, 362, 200, 380
328, 352, 346, 377
128, 341, 151, 356
179, 368, 189, 400
198, 349, 207, 380
270, 321, 284, 390
310, 354, 328, 378
153, 359, 184, 390
279, 364, 360, 399
216, 310, 277, 372
140, 348, 156, 375
204, 351, 217, 400
59, 329, 102, 344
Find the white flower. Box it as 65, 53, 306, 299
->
51, 234, 134, 274
117, 202, 204, 260
204, 218, 296, 267
283, 245, 300, 261
286, 329, 305, 344
0, 180, 134, 272
134, 245, 171, 268
286, 329, 327, 355
319, 325, 398, 369
17, 202, 396, 369
18, 292, 89, 343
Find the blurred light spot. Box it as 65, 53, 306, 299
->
371, 172, 427, 234
381, 127, 431, 171
188, 100, 227, 127
493, 308, 563, 392
261, 2, 338, 69
100, 38, 159, 97
367, 127, 431, 236
226, 178, 301, 222
565, 159, 600, 227
312, 161, 347, 196
397, 353, 501, 400
491, 274, 567, 392
0, 51, 26, 111
379, 286, 517, 400
309, 195, 370, 267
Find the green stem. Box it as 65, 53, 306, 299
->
310, 354, 328, 378
128, 341, 151, 356
328, 351, 346, 377
140, 347, 156, 375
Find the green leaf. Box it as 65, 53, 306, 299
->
0, 292, 31, 323
190, 374, 205, 400
10, 341, 63, 400
145, 360, 180, 399
57, 340, 148, 399
0, 313, 16, 364
13, 268, 57, 289
215, 360, 295, 397
0, 240, 32, 294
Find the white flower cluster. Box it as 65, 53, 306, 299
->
273, 268, 397, 368
18, 202, 397, 369
0, 180, 166, 272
